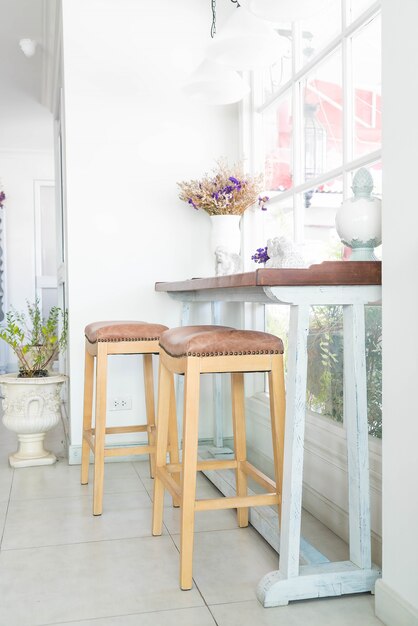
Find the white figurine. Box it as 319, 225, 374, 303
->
265, 236, 306, 268
215, 246, 243, 276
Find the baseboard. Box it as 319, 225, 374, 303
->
375, 580, 418, 626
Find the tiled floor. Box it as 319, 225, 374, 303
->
0, 421, 384, 626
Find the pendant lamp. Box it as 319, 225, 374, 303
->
206, 7, 282, 71
238, 0, 334, 22
182, 60, 250, 105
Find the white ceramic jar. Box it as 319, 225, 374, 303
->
335, 168, 382, 261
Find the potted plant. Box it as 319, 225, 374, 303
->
0, 300, 68, 467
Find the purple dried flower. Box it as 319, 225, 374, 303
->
258, 195, 269, 211
188, 198, 198, 210
251, 246, 270, 264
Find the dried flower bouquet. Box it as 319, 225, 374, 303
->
177, 160, 268, 216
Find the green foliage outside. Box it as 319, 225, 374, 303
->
267, 305, 382, 438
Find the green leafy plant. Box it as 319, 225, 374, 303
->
306, 305, 382, 438
0, 300, 68, 378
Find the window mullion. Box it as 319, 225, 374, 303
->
292, 20, 304, 242
342, 4, 353, 199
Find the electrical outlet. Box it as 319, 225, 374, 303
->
109, 396, 132, 410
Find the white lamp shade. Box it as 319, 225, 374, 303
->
206, 8, 283, 70
183, 60, 250, 105
238, 0, 334, 22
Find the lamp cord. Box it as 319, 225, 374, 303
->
211, 0, 217, 37
211, 0, 241, 38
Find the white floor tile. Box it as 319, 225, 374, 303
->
2, 490, 155, 550
0, 501, 7, 537
48, 606, 217, 625
10, 460, 145, 501
0, 536, 204, 626
172, 527, 279, 604
0, 465, 13, 502
210, 595, 384, 626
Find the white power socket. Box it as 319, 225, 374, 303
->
109, 396, 132, 411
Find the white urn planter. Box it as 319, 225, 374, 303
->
0, 373, 66, 468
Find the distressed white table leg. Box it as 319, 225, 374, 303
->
343, 304, 372, 569
279, 304, 310, 578
176, 302, 191, 442
257, 304, 310, 606
257, 302, 380, 608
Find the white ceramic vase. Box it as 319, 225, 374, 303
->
210, 214, 242, 275
0, 373, 66, 468
335, 168, 382, 261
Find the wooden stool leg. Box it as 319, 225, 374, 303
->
81, 345, 94, 485
93, 343, 108, 516
168, 373, 181, 507
180, 358, 200, 591
143, 353, 156, 479
231, 372, 249, 528
268, 354, 286, 522
152, 359, 172, 536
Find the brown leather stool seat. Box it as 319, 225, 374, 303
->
81, 320, 179, 516
159, 325, 284, 358
152, 324, 286, 590
85, 321, 168, 343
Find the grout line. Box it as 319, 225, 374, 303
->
36, 603, 210, 626
0, 532, 174, 554
0, 467, 14, 549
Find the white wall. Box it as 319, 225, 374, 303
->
375, 1, 418, 623
61, 0, 240, 453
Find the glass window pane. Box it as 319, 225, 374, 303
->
261, 29, 292, 100
299, 1, 342, 69
303, 49, 343, 182
40, 185, 57, 276
307, 304, 382, 439
352, 14, 381, 158
307, 305, 344, 422
302, 176, 344, 263
347, 0, 376, 23
249, 197, 294, 267
263, 91, 293, 192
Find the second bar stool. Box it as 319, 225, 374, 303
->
152, 325, 286, 590
81, 320, 179, 516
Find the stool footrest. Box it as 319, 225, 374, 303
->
89, 425, 153, 435
241, 461, 277, 494
156, 466, 182, 500
83, 430, 154, 458
105, 444, 154, 457
195, 493, 281, 512
166, 459, 238, 473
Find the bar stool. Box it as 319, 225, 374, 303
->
81, 320, 179, 516
152, 325, 285, 590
